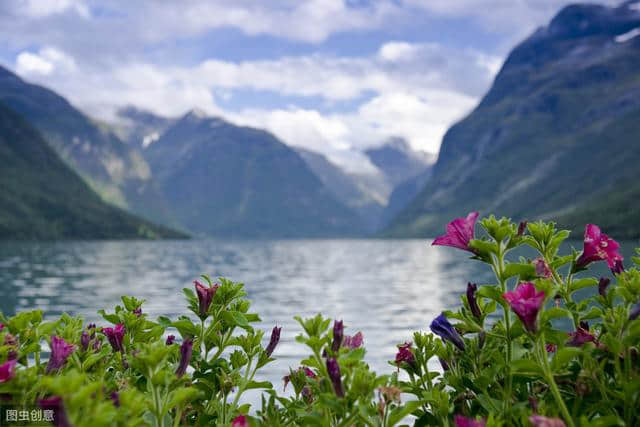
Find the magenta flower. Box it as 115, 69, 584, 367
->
331, 320, 344, 352
165, 335, 176, 345
39, 396, 71, 427
283, 366, 317, 390
0, 323, 3, 331
80, 331, 90, 351
343, 332, 363, 349
46, 336, 75, 374
567, 327, 596, 347
176, 338, 193, 377
576, 224, 623, 274
534, 258, 552, 278
394, 342, 415, 368
326, 357, 344, 397
529, 415, 566, 427
194, 280, 219, 320
454, 415, 486, 427
432, 211, 479, 252
502, 282, 545, 333
265, 326, 281, 357
231, 415, 248, 427
598, 277, 611, 297
0, 359, 17, 383
546, 343, 557, 353
430, 313, 465, 351
466, 283, 482, 320
517, 220, 528, 236
103, 323, 125, 353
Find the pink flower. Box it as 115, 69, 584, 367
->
566, 328, 595, 347
454, 415, 486, 427
529, 415, 566, 427
534, 258, 552, 278
576, 224, 623, 274
46, 336, 75, 373
0, 359, 17, 383
195, 280, 219, 320
103, 323, 125, 353
231, 414, 248, 427
395, 342, 415, 368
503, 282, 545, 333
432, 212, 479, 252
343, 332, 363, 349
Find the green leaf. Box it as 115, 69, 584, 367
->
476, 285, 505, 305
245, 380, 272, 390
511, 359, 544, 378
387, 400, 422, 425
222, 311, 252, 331
569, 278, 598, 295
552, 347, 582, 371
541, 307, 571, 323
502, 263, 536, 281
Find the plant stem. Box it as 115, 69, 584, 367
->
495, 247, 513, 417
537, 335, 574, 427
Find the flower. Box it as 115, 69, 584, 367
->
194, 280, 218, 319
133, 307, 142, 317
0, 359, 17, 383
567, 327, 596, 347
534, 258, 552, 278
80, 331, 90, 351
283, 366, 316, 391
331, 320, 344, 352
103, 323, 125, 353
343, 332, 363, 349
0, 323, 3, 331
502, 282, 545, 333
630, 301, 640, 321
517, 220, 528, 236
165, 335, 176, 345
432, 211, 479, 252
546, 343, 557, 353
265, 326, 281, 357
110, 391, 120, 407
379, 386, 401, 403
176, 338, 193, 377
394, 342, 415, 368
46, 336, 75, 374
598, 277, 611, 297
454, 415, 486, 427
430, 313, 465, 351
438, 357, 450, 371
466, 283, 482, 320
38, 396, 71, 427
529, 415, 566, 427
231, 415, 248, 427
576, 224, 623, 274
326, 357, 344, 397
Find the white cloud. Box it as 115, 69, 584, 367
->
15, 47, 76, 76
17, 0, 89, 18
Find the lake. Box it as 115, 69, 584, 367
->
1, 238, 638, 391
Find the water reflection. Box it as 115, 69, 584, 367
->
0, 239, 637, 387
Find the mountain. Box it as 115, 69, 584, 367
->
144, 111, 365, 237
380, 166, 433, 227
295, 148, 385, 231
384, 1, 640, 238
113, 105, 176, 149
0, 66, 176, 227
364, 137, 433, 188
0, 103, 184, 240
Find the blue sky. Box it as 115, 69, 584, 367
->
0, 0, 619, 170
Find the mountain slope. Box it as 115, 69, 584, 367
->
0, 66, 175, 227
384, 1, 640, 238
145, 111, 365, 237
0, 103, 184, 240
364, 137, 432, 188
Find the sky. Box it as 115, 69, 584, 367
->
0, 0, 620, 171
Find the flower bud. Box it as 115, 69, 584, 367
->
598, 277, 611, 297
176, 339, 193, 377
326, 357, 344, 397
331, 320, 344, 353
466, 283, 482, 320
265, 326, 281, 357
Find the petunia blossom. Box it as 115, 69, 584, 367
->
529, 415, 566, 427
394, 342, 415, 368
503, 282, 545, 333
430, 313, 465, 351
176, 338, 193, 377
0, 359, 17, 383
326, 357, 344, 397
432, 212, 479, 252
46, 336, 75, 374
534, 258, 552, 278
194, 280, 219, 320
567, 328, 595, 347
454, 415, 486, 427
265, 326, 281, 357
103, 323, 125, 353
331, 320, 344, 352
576, 224, 623, 274
231, 415, 248, 427
466, 283, 482, 320
598, 277, 611, 297
343, 332, 363, 349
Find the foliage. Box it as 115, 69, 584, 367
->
1, 214, 640, 426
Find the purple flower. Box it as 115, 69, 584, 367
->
598, 277, 611, 297
265, 326, 281, 357
283, 366, 316, 391
630, 301, 640, 321
194, 280, 219, 320
394, 342, 415, 368
534, 258, 552, 278
0, 359, 17, 383
4, 333, 17, 346
430, 313, 465, 351
103, 323, 125, 353
546, 343, 557, 353
331, 320, 344, 352
38, 396, 71, 427
567, 327, 596, 347
231, 415, 248, 427
432, 212, 479, 252
46, 336, 75, 374
326, 357, 344, 397
517, 220, 528, 236
176, 338, 193, 377
110, 391, 120, 407
576, 224, 623, 274
165, 335, 176, 345
80, 331, 90, 351
343, 332, 363, 349
454, 415, 486, 427
503, 282, 545, 333
133, 307, 142, 317
529, 415, 566, 427
438, 357, 450, 371
466, 283, 482, 320
0, 323, 3, 331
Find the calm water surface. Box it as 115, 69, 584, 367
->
0, 238, 637, 390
